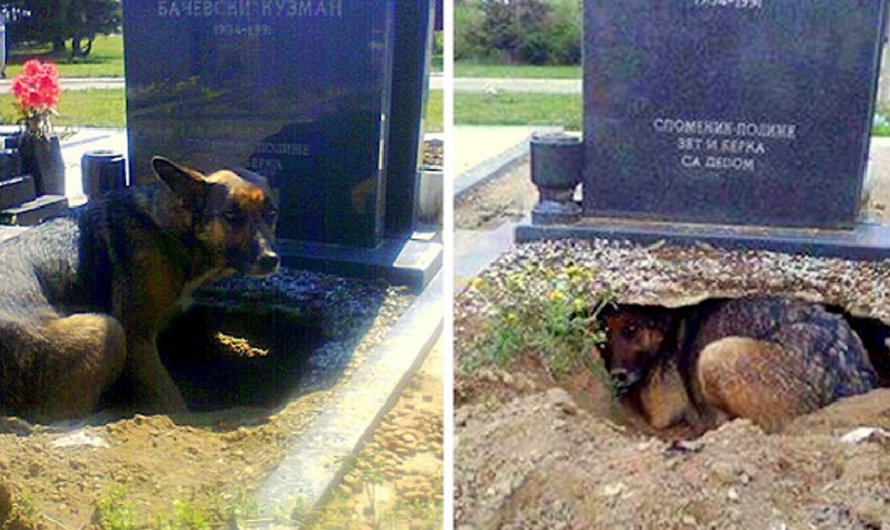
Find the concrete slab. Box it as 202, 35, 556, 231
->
453, 126, 542, 178
254, 271, 443, 523
454, 221, 518, 293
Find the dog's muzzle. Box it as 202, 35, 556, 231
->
251, 249, 280, 277
610, 368, 642, 394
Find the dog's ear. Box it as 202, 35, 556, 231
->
152, 157, 210, 212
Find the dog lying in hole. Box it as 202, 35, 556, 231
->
600, 296, 879, 432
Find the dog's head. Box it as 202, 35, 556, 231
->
601, 306, 674, 393
153, 157, 280, 278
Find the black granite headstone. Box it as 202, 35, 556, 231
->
123, 0, 397, 247
386, 0, 437, 238
584, 0, 888, 229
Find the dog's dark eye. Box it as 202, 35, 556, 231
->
224, 209, 246, 225
264, 209, 278, 223
621, 324, 638, 339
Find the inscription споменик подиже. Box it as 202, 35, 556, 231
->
157, 0, 343, 18
693, 0, 763, 10
652, 117, 797, 173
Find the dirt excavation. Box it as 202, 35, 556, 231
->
454, 159, 890, 530
454, 238, 890, 530
0, 268, 414, 529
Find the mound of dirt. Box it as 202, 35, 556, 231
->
456, 388, 890, 530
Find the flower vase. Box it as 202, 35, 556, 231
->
18, 133, 65, 196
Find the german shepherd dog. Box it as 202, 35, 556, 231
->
601, 297, 879, 432
0, 157, 279, 422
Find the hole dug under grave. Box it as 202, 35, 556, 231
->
573, 296, 890, 439
156, 302, 327, 412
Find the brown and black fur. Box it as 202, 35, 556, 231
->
0, 157, 280, 422
601, 297, 879, 432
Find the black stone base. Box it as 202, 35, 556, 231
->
0, 175, 36, 210
515, 217, 890, 261
531, 200, 582, 225
278, 236, 442, 292
0, 195, 69, 226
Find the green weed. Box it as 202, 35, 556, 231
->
156, 500, 211, 530
461, 263, 613, 379
93, 485, 136, 530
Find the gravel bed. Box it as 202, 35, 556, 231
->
458, 238, 890, 323
423, 139, 444, 168
197, 267, 412, 341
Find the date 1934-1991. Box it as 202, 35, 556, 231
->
694, 0, 763, 9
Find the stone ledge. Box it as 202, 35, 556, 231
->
516, 217, 890, 261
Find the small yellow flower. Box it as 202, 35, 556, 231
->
549, 289, 566, 302
471, 277, 486, 291
505, 312, 518, 325
573, 298, 585, 312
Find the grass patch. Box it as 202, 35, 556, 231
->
0, 88, 436, 134
455, 62, 580, 79
6, 34, 125, 78
94, 486, 137, 530
455, 92, 581, 130
0, 88, 126, 128
426, 89, 443, 132
873, 110, 890, 137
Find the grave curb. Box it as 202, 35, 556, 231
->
254, 270, 443, 523
454, 126, 562, 199
515, 218, 890, 261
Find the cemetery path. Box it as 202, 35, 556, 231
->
0, 77, 125, 92
453, 77, 580, 93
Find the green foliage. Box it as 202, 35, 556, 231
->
873, 110, 890, 137
461, 264, 614, 378
519, 0, 581, 65
454, 1, 490, 62
94, 486, 136, 530
455, 0, 582, 66
432, 31, 443, 71
210, 486, 258, 526
6, 34, 125, 78
9, 0, 122, 57
1, 491, 38, 530
156, 501, 211, 530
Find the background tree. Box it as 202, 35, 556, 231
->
455, 0, 581, 66
5, 0, 121, 57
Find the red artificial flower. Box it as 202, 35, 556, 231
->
12, 59, 60, 113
